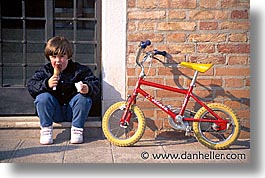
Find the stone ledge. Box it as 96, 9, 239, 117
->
0, 116, 101, 129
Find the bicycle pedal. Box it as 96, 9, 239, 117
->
185, 126, 192, 136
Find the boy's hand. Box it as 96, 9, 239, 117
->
48, 75, 59, 89
75, 81, 89, 94
80, 84, 89, 94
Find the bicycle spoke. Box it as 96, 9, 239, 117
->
107, 108, 140, 140
198, 109, 235, 144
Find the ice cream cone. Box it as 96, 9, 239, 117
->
53, 64, 62, 90
53, 64, 61, 76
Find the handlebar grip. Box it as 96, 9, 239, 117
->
140, 40, 151, 49
154, 49, 167, 57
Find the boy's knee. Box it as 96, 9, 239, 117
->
79, 95, 92, 106
35, 93, 55, 105
72, 94, 92, 108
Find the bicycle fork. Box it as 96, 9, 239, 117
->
119, 93, 137, 128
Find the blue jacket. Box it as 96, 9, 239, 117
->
27, 60, 101, 107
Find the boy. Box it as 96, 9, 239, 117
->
27, 36, 101, 145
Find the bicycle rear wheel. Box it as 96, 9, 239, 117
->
102, 101, 146, 147
193, 103, 240, 150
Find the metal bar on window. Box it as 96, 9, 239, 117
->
2, 40, 45, 44
54, 17, 96, 21
69, 41, 97, 44
73, 0, 77, 61
45, 0, 54, 41
95, 0, 101, 76
22, 0, 27, 87
1, 17, 46, 21
0, 1, 2, 87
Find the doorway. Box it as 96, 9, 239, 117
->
0, 0, 101, 116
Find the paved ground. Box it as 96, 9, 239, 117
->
0, 128, 250, 163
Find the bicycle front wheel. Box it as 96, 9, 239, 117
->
102, 101, 146, 147
193, 103, 240, 150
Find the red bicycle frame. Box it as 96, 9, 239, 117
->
120, 75, 228, 130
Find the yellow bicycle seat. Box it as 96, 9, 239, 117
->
180, 62, 213, 73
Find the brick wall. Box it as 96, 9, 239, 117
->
126, 0, 250, 139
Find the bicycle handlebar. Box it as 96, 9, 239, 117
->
136, 40, 170, 75
154, 49, 167, 57
136, 40, 167, 64
140, 40, 151, 49
136, 40, 151, 67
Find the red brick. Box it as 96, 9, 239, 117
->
127, 33, 164, 42
224, 100, 242, 109
215, 89, 250, 99
142, 109, 155, 118
188, 34, 226, 42
167, 44, 195, 54
200, 0, 219, 8
128, 11, 166, 20
127, 68, 136, 76
197, 44, 215, 53
166, 33, 186, 42
165, 77, 185, 87
195, 78, 223, 86
127, 77, 138, 87
215, 67, 250, 76
188, 55, 226, 65
217, 44, 250, 53
228, 56, 248, 65
128, 0, 136, 7
224, 78, 244, 88
193, 89, 213, 99
136, 0, 157, 9
246, 77, 250, 86
128, 22, 136, 32
157, 0, 170, 8
156, 110, 168, 119
200, 22, 218, 30
229, 33, 247, 42
220, 21, 250, 30
156, 90, 184, 98
231, 10, 249, 19
171, 0, 197, 9
157, 22, 196, 31
138, 22, 155, 31
168, 10, 186, 19
190, 10, 229, 20
221, 0, 250, 8
237, 109, 250, 119
189, 10, 215, 20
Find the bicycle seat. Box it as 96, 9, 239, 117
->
179, 62, 213, 73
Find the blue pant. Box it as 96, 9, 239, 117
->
34, 92, 92, 128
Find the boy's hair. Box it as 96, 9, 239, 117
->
44, 36, 73, 60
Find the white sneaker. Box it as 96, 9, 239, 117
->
40, 126, 53, 145
71, 126, 84, 144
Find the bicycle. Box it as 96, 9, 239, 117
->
102, 40, 240, 150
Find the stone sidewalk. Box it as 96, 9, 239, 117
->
0, 129, 250, 163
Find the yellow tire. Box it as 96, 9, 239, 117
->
193, 103, 240, 150
102, 101, 146, 147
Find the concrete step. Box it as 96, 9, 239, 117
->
0, 116, 102, 129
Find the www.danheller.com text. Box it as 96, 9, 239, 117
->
140, 151, 246, 160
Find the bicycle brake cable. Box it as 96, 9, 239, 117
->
145, 55, 153, 76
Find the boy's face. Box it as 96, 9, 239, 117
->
49, 55, 68, 71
